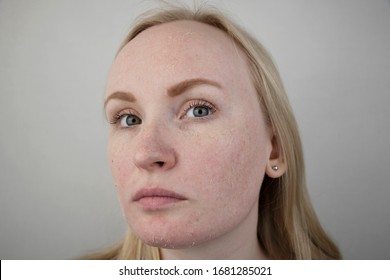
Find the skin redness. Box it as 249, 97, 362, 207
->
104, 20, 276, 259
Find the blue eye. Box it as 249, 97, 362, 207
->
186, 105, 211, 118
120, 114, 142, 127
184, 100, 216, 119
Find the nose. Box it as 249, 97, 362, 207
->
133, 124, 177, 172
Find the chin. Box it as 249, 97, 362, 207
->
136, 230, 194, 249
132, 223, 211, 249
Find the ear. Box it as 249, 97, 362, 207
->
265, 136, 286, 178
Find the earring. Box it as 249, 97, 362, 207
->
271, 165, 278, 171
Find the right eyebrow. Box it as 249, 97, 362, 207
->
104, 91, 136, 109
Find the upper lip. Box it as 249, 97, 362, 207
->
132, 187, 187, 201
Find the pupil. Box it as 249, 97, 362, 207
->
195, 106, 208, 117
126, 116, 138, 125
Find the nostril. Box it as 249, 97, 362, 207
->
155, 161, 165, 167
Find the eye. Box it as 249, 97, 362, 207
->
187, 106, 209, 117
119, 114, 142, 127
184, 100, 216, 118
109, 112, 142, 127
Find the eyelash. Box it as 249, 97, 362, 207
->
109, 109, 138, 125
108, 99, 217, 126
181, 99, 217, 119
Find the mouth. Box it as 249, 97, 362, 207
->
132, 187, 187, 210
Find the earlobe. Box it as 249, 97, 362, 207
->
265, 136, 286, 178
265, 162, 286, 178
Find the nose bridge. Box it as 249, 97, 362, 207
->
133, 115, 176, 171
139, 113, 170, 147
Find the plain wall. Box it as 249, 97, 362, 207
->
1, 0, 389, 259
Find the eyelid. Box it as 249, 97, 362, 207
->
108, 108, 141, 126
180, 99, 217, 119
107, 99, 217, 125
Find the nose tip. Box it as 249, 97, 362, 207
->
133, 130, 177, 172
134, 148, 176, 171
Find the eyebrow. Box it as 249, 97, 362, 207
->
167, 78, 222, 97
104, 78, 222, 108
104, 91, 136, 108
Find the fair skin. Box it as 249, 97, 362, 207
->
104, 20, 284, 259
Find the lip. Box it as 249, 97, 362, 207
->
132, 187, 187, 210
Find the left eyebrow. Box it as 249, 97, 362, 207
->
104, 91, 136, 109
167, 78, 223, 97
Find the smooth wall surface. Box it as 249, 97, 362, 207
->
1, 0, 389, 259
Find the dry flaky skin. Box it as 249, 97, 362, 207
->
84, 4, 341, 260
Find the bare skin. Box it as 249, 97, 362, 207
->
104, 20, 284, 259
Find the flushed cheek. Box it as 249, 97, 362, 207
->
181, 127, 267, 211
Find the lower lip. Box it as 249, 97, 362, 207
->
137, 196, 185, 210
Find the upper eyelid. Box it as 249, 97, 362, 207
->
107, 106, 141, 117
181, 99, 217, 118
183, 99, 216, 111
107, 98, 217, 120
107, 107, 141, 124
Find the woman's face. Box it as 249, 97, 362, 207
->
105, 20, 275, 250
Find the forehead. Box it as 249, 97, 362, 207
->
107, 20, 251, 95
123, 20, 239, 59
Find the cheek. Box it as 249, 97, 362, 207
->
163, 121, 270, 245
181, 121, 270, 210
107, 136, 134, 197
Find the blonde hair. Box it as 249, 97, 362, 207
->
87, 4, 341, 260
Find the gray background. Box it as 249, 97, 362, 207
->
1, 0, 389, 259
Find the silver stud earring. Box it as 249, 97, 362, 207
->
272, 165, 278, 171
